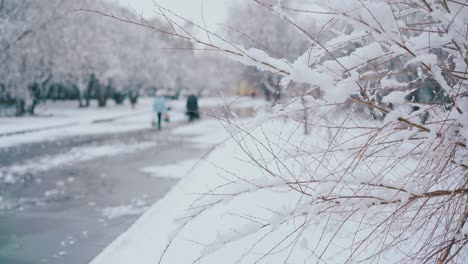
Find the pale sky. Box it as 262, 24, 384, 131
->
111, 0, 232, 28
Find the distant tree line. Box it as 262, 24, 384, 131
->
0, 0, 245, 116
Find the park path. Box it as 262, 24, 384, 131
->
0, 118, 208, 264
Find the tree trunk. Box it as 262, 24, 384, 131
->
97, 85, 108, 107
85, 89, 91, 107
85, 84, 92, 107
85, 75, 98, 107
77, 90, 85, 108
27, 83, 42, 115
15, 99, 25, 116
28, 99, 39, 115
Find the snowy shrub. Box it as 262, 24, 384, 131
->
99, 0, 467, 263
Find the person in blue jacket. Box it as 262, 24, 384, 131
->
153, 95, 167, 130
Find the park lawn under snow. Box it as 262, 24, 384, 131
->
0, 99, 153, 135
90, 112, 436, 264
0, 99, 155, 148
0, 96, 264, 148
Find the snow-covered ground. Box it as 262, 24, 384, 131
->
0, 99, 151, 135
1, 97, 260, 263
101, 199, 149, 220
90, 117, 243, 264
0, 99, 155, 148
91, 117, 320, 264
0, 96, 266, 148
11, 95, 455, 264
2, 95, 465, 263
140, 159, 200, 179
90, 108, 467, 264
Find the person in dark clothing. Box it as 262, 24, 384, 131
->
186, 94, 199, 122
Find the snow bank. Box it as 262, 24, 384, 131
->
90, 114, 459, 263
140, 159, 201, 179
0, 99, 154, 148
101, 199, 149, 220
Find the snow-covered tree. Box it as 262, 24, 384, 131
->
225, 0, 310, 60
0, 0, 65, 114
1, 0, 226, 114
224, 0, 313, 102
